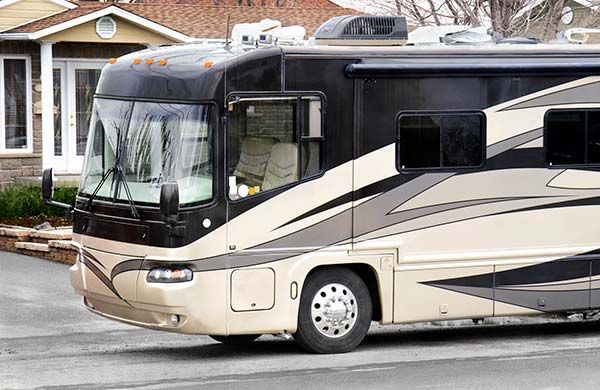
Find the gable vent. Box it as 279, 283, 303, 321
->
96, 16, 117, 39
314, 15, 408, 46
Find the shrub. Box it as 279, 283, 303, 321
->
0, 185, 77, 218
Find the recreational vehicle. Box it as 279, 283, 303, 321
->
43, 16, 600, 353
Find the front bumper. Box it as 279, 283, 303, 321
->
70, 258, 228, 335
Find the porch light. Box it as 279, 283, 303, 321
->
147, 267, 193, 283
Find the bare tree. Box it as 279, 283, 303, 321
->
343, 0, 600, 39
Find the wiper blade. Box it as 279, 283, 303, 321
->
84, 167, 115, 212
115, 165, 140, 219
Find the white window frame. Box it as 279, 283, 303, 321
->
0, 55, 33, 154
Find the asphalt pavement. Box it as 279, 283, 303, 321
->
3, 252, 600, 389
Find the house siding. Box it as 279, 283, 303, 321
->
0, 0, 66, 31
44, 16, 177, 44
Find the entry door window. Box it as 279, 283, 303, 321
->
53, 68, 62, 156
227, 95, 324, 200
75, 69, 101, 156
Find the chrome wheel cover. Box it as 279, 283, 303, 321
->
310, 283, 358, 338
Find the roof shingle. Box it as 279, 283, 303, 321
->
5, 1, 359, 38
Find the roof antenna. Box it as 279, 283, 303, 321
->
225, 15, 231, 49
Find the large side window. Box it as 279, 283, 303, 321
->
546, 109, 600, 166
1, 58, 31, 152
227, 95, 324, 200
397, 111, 485, 170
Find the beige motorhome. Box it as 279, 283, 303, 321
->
42, 16, 600, 353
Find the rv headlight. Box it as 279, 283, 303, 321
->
147, 267, 193, 283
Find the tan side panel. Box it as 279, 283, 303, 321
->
494, 301, 539, 317
394, 265, 493, 323
231, 268, 275, 312
0, 0, 65, 30
44, 16, 178, 44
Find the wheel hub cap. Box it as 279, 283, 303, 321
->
310, 283, 358, 338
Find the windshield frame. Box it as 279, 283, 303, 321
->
77, 95, 219, 211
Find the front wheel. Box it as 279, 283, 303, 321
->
209, 334, 261, 345
294, 267, 372, 354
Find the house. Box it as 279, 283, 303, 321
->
517, 0, 600, 42
0, 0, 356, 187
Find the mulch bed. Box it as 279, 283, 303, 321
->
0, 216, 71, 228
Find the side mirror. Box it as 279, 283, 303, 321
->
42, 168, 54, 201
41, 168, 73, 213
160, 182, 179, 218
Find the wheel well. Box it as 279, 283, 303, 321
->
305, 264, 382, 322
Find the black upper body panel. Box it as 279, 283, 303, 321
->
96, 45, 283, 101
76, 43, 600, 248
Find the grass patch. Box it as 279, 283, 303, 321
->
0, 185, 77, 218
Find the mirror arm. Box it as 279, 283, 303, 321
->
43, 198, 73, 211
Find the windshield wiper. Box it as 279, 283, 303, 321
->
84, 167, 115, 212
114, 164, 140, 219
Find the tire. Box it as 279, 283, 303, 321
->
209, 334, 261, 345
294, 267, 372, 354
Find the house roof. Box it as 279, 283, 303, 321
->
3, 0, 358, 39
131, 0, 345, 8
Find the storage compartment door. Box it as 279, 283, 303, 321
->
231, 268, 275, 311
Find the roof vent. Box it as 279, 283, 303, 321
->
96, 16, 117, 39
314, 15, 408, 46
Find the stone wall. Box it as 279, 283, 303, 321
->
0, 226, 76, 265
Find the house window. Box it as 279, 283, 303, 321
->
227, 95, 324, 199
397, 111, 485, 170
0, 57, 31, 152
545, 109, 600, 166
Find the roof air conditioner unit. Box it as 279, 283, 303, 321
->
314, 15, 408, 46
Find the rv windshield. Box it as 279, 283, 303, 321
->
79, 98, 213, 206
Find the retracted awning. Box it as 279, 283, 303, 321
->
345, 61, 600, 78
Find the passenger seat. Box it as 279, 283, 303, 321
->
262, 143, 300, 191
233, 137, 277, 186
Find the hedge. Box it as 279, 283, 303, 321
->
0, 185, 77, 218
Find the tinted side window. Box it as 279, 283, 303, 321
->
545, 110, 600, 166
398, 112, 484, 170
546, 111, 585, 165
588, 111, 600, 164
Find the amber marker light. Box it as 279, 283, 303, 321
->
203, 61, 214, 69
146, 58, 154, 65
158, 59, 167, 66
132, 58, 142, 65
108, 58, 117, 64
